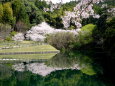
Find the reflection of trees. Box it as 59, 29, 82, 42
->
44, 70, 105, 86
0, 64, 16, 86
46, 52, 97, 75
13, 71, 44, 86
0, 65, 106, 86
0, 52, 105, 86
46, 53, 77, 68
15, 72, 32, 86
0, 64, 12, 80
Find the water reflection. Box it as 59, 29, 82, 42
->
0, 64, 12, 80
46, 52, 97, 75
13, 62, 79, 76
0, 52, 109, 86
0, 69, 106, 86
12, 52, 96, 76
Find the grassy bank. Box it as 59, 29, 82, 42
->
0, 45, 59, 53
0, 41, 59, 59
0, 53, 57, 60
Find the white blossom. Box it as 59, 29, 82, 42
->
62, 0, 103, 29
107, 8, 115, 16
12, 33, 25, 41
26, 22, 79, 41
101, 4, 108, 8
75, 22, 82, 28
27, 34, 45, 42
44, 3, 61, 12
93, 14, 100, 18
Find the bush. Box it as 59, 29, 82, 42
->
46, 24, 96, 51
46, 32, 76, 51
10, 31, 17, 36
5, 36, 12, 41
75, 24, 96, 48
0, 23, 11, 39
12, 33, 25, 41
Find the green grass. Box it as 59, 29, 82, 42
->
0, 53, 57, 59
0, 41, 59, 59
0, 41, 38, 48
0, 45, 59, 53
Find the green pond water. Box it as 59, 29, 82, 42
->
0, 52, 112, 86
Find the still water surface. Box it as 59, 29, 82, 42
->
0, 52, 112, 86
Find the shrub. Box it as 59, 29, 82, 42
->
75, 24, 96, 48
5, 36, 12, 41
46, 24, 96, 50
0, 23, 11, 39
10, 31, 17, 36
12, 33, 25, 41
46, 32, 76, 51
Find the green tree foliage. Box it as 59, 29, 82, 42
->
0, 3, 3, 22
29, 9, 44, 25
82, 16, 98, 26
0, 0, 80, 30
21, 0, 44, 25
35, 10, 44, 24
2, 2, 14, 25
44, 12, 63, 28
12, 0, 22, 17
75, 24, 96, 48
35, 0, 49, 10
61, 1, 77, 11
12, 0, 29, 25
103, 17, 115, 55
93, 14, 107, 43
92, 4, 115, 56
19, 6, 29, 24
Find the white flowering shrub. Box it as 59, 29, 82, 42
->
26, 22, 54, 41
26, 22, 80, 42
12, 33, 25, 41
27, 34, 45, 42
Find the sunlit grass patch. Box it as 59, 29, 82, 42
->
0, 45, 59, 53
0, 41, 59, 59
0, 53, 57, 60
